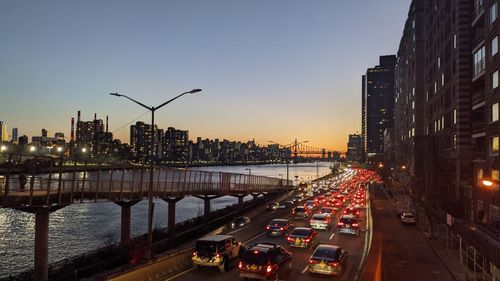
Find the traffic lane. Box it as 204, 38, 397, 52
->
371, 186, 455, 281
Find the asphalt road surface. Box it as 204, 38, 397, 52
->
168, 187, 371, 281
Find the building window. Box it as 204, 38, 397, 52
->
493, 70, 499, 89
438, 57, 441, 69
442, 73, 445, 86
491, 136, 499, 154
474, 46, 486, 76
454, 109, 457, 124
493, 169, 500, 180
477, 168, 484, 182
492, 36, 498, 56
492, 103, 499, 122
490, 204, 500, 224
454, 34, 457, 48
491, 1, 498, 24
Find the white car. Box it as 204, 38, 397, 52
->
400, 213, 416, 224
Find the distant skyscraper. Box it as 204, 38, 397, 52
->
11, 128, 18, 143
41, 128, 48, 137
362, 55, 396, 162
347, 134, 363, 162
0, 121, 8, 142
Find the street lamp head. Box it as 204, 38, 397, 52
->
0, 145, 7, 152
188, 89, 202, 94
109, 92, 122, 97
482, 179, 495, 187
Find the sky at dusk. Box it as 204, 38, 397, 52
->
1, 0, 410, 151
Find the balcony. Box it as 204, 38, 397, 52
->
472, 121, 486, 136
472, 90, 486, 109
472, 0, 485, 26
473, 58, 486, 80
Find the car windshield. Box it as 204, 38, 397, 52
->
404, 214, 414, 218
312, 247, 338, 261
195, 240, 221, 254
241, 251, 268, 266
235, 217, 247, 224
270, 220, 287, 226
295, 207, 305, 212
321, 208, 332, 213
290, 228, 311, 236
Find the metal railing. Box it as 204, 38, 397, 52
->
0, 167, 292, 208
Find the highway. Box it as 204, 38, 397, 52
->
167, 171, 373, 281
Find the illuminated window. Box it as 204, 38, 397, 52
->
491, 136, 499, 154
490, 1, 498, 24
492, 36, 498, 56
453, 34, 457, 49
492, 103, 499, 122
492, 169, 500, 180
454, 109, 457, 124
493, 70, 499, 89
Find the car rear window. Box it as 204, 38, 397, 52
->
195, 240, 221, 253
270, 220, 287, 226
295, 207, 305, 212
340, 217, 357, 224
290, 228, 311, 236
241, 251, 268, 265
312, 214, 326, 220
312, 248, 338, 261
321, 208, 332, 213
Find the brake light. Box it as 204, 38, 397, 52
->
216, 253, 221, 259
352, 223, 359, 227
280, 227, 284, 231
338, 222, 344, 226
331, 262, 339, 267
266, 226, 270, 230
287, 236, 293, 242
238, 261, 244, 269
304, 238, 311, 243
309, 259, 317, 264
266, 265, 273, 273
192, 252, 197, 257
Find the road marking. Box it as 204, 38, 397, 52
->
164, 268, 194, 281
353, 186, 373, 281
301, 265, 309, 274
329, 233, 335, 240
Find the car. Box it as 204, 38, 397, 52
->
238, 243, 292, 280
267, 202, 280, 211
304, 200, 317, 211
315, 195, 326, 205
278, 200, 293, 209
229, 216, 251, 230
292, 195, 304, 203
292, 206, 311, 219
319, 207, 334, 218
286, 227, 320, 248
337, 215, 361, 236
308, 244, 348, 276
343, 207, 360, 218
400, 212, 417, 224
266, 219, 294, 237
309, 213, 332, 230
192, 235, 242, 272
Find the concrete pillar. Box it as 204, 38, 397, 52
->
252, 193, 260, 201
162, 197, 184, 233
34, 208, 49, 281
238, 196, 244, 205
115, 201, 139, 249
204, 197, 211, 217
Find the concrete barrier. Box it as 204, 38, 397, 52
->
107, 249, 192, 281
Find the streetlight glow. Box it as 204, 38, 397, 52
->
81, 148, 87, 153
57, 147, 63, 153
482, 179, 495, 187
29, 146, 36, 152
0, 145, 7, 152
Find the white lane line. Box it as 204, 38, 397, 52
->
245, 231, 266, 243
301, 265, 309, 274
329, 233, 335, 240
164, 268, 194, 281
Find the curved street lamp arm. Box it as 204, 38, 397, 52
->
156, 89, 202, 111
110, 93, 151, 111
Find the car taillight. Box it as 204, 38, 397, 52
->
338, 222, 344, 226
352, 223, 359, 227
266, 226, 270, 230
238, 261, 244, 269
216, 253, 221, 259
309, 259, 317, 264
304, 238, 311, 242
287, 236, 293, 242
330, 262, 339, 267
266, 265, 273, 273
280, 227, 284, 231
192, 252, 197, 257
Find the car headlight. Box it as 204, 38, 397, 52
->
231, 223, 235, 228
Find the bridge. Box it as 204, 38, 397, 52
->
0, 160, 291, 281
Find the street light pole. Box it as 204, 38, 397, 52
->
245, 168, 251, 176
110, 88, 202, 259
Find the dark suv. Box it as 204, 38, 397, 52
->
266, 219, 294, 237
238, 243, 292, 280
192, 235, 242, 272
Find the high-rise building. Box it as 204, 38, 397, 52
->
130, 121, 157, 162
0, 121, 8, 142
362, 55, 396, 162
346, 134, 363, 162
394, 0, 426, 198
163, 127, 189, 162
11, 128, 18, 143
41, 128, 48, 137
470, 0, 500, 231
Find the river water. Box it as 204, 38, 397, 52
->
0, 162, 332, 278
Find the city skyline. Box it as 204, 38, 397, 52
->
0, 0, 410, 150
